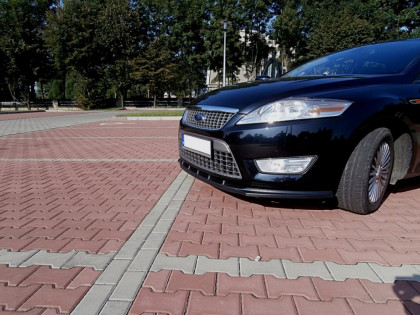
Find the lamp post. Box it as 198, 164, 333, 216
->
222, 21, 228, 87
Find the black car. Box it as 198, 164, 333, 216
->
178, 39, 420, 214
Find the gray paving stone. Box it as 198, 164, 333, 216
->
96, 260, 131, 285
63, 252, 115, 270
114, 240, 143, 260
283, 259, 333, 280
160, 207, 181, 221
99, 301, 131, 315
152, 219, 174, 234
368, 263, 420, 283
149, 204, 168, 215
326, 261, 382, 282
128, 248, 158, 272
140, 213, 162, 227
151, 253, 197, 273
71, 284, 113, 315
110, 271, 146, 301
129, 225, 153, 242
195, 256, 239, 277
0, 111, 120, 137
167, 200, 185, 210
142, 233, 167, 250
240, 258, 285, 278
20, 250, 77, 268
0, 250, 38, 267
173, 178, 194, 200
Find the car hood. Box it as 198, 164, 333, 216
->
191, 75, 397, 114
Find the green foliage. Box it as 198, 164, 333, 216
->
131, 40, 176, 106
48, 80, 64, 99
271, 0, 420, 69
1, 0, 420, 106
97, 0, 144, 107
0, 0, 52, 106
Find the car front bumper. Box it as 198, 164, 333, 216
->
179, 159, 334, 199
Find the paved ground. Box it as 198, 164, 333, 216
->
0, 110, 419, 314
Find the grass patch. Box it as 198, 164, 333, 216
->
117, 110, 185, 117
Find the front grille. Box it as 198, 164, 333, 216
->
179, 139, 241, 179
184, 109, 235, 130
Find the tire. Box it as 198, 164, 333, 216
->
337, 128, 394, 214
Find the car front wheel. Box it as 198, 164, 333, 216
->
337, 128, 394, 214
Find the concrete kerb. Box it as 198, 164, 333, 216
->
71, 171, 194, 315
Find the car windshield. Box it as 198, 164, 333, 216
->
283, 40, 420, 77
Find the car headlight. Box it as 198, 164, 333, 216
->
236, 98, 352, 125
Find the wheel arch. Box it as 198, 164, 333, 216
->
350, 111, 414, 185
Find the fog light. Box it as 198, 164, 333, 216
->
255, 156, 317, 174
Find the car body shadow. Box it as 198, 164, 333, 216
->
390, 177, 420, 194
393, 276, 420, 315
227, 176, 420, 212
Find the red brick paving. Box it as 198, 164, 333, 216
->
0, 120, 180, 255
0, 264, 100, 313
131, 271, 420, 314
0, 111, 83, 121
2, 114, 420, 314
134, 177, 420, 314
0, 119, 181, 313
161, 180, 420, 267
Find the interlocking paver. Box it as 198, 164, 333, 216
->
265, 276, 318, 300
195, 256, 239, 276
110, 271, 146, 301
347, 298, 408, 315
368, 263, 420, 283
71, 284, 114, 315
294, 296, 354, 315
0, 283, 42, 310
217, 273, 267, 298
96, 260, 131, 285
326, 261, 382, 282
20, 250, 77, 268
283, 259, 333, 280
312, 278, 372, 302
166, 270, 216, 295
129, 288, 188, 315
20, 265, 82, 288
239, 257, 285, 278
242, 295, 296, 315
186, 291, 241, 315
151, 253, 197, 274
2, 112, 420, 314
179, 242, 219, 258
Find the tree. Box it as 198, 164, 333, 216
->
238, 0, 273, 79
306, 8, 376, 59
97, 0, 143, 108
159, 0, 209, 97
46, 0, 106, 108
131, 40, 176, 106
271, 0, 305, 71
0, 0, 52, 106
204, 0, 244, 86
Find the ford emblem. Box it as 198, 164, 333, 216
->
194, 114, 206, 122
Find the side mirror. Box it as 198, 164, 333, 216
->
256, 75, 271, 80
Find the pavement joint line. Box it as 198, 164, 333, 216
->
150, 254, 420, 284
0, 158, 178, 162
0, 111, 120, 137
1, 136, 177, 140
71, 171, 194, 315
0, 249, 115, 270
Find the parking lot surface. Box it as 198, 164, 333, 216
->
0, 111, 419, 314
